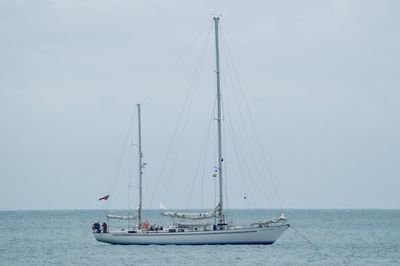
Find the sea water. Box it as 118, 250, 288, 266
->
0, 209, 399, 265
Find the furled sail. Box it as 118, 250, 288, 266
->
161, 204, 220, 220
250, 213, 287, 226
161, 211, 214, 220
106, 214, 136, 220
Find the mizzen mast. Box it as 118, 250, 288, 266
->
137, 103, 143, 229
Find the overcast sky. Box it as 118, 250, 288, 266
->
1, 0, 399, 210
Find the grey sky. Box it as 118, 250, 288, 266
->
1, 0, 399, 210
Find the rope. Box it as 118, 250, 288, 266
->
112, 24, 213, 214
219, 51, 264, 209
226, 115, 260, 208
221, 73, 229, 217
290, 225, 335, 259
220, 26, 284, 211
104, 107, 137, 210
200, 99, 217, 210
185, 98, 216, 210
219, 63, 252, 208
161, 24, 212, 204
142, 22, 213, 105
220, 35, 273, 209
290, 225, 314, 246
149, 23, 213, 208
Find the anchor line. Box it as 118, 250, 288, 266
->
290, 225, 313, 246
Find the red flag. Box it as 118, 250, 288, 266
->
98, 195, 110, 201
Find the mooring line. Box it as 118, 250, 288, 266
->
290, 225, 314, 246
290, 225, 334, 260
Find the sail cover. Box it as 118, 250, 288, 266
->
250, 213, 287, 226
161, 204, 220, 220
161, 211, 214, 220
106, 214, 136, 220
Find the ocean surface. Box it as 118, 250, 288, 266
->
0, 209, 399, 265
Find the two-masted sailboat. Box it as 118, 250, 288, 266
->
94, 17, 289, 245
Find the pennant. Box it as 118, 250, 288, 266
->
99, 195, 110, 201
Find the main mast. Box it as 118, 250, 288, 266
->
137, 103, 143, 229
213, 16, 225, 225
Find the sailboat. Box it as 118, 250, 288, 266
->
94, 17, 289, 245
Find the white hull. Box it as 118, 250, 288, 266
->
94, 224, 289, 245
